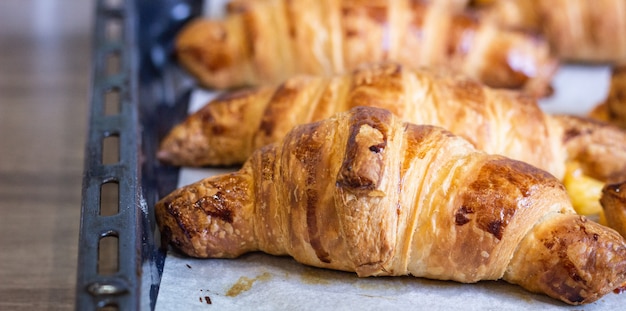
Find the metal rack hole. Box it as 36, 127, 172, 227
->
98, 234, 119, 275
100, 181, 119, 216
102, 134, 119, 165
98, 304, 119, 311
105, 51, 121, 77
104, 87, 121, 116
105, 18, 123, 42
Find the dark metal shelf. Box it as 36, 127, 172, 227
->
76, 0, 201, 309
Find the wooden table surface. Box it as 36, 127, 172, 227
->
0, 1, 93, 309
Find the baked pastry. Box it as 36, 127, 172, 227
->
176, 0, 556, 96
602, 182, 626, 238
590, 65, 626, 129
557, 114, 626, 183
483, 0, 626, 63
156, 106, 626, 305
419, 0, 471, 11
158, 63, 626, 185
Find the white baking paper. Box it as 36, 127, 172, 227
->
154, 64, 625, 310
538, 65, 612, 115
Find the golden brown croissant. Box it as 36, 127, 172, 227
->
176, 0, 556, 96
602, 181, 626, 238
590, 65, 626, 129
158, 63, 626, 184
156, 106, 626, 305
484, 0, 626, 63
557, 114, 626, 184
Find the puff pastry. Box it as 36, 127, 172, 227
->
590, 65, 626, 129
484, 0, 626, 63
158, 63, 626, 184
602, 182, 626, 238
176, 0, 556, 96
156, 106, 626, 305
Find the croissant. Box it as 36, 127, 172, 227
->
156, 106, 626, 305
602, 181, 626, 238
176, 0, 556, 96
483, 0, 626, 63
590, 65, 626, 129
157, 63, 626, 184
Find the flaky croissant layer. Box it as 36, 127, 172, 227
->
601, 182, 626, 238
156, 106, 626, 305
176, 0, 556, 95
484, 0, 626, 63
158, 63, 626, 184
590, 65, 626, 129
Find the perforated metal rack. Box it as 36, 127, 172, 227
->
76, 0, 201, 310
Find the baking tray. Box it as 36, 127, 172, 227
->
76, 0, 621, 310
76, 0, 201, 310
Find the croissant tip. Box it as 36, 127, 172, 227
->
156, 149, 175, 164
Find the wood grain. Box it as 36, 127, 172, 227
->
0, 1, 93, 310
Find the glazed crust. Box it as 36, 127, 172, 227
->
556, 114, 626, 183
504, 213, 626, 304
591, 65, 626, 129
157, 86, 276, 166
175, 0, 556, 95
485, 0, 626, 63
158, 63, 566, 178
159, 63, 626, 188
601, 182, 626, 238
155, 106, 626, 305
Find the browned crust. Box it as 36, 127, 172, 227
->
556, 114, 626, 183
253, 75, 327, 149
175, 18, 254, 89
601, 182, 626, 238
487, 0, 626, 63
156, 106, 626, 305
605, 65, 626, 128
158, 63, 567, 181
504, 214, 626, 304
174, 0, 556, 94
588, 102, 610, 123
155, 170, 257, 258
157, 86, 275, 166
336, 107, 391, 192
460, 157, 563, 241
589, 65, 626, 129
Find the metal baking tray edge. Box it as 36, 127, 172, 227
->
76, 0, 202, 310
